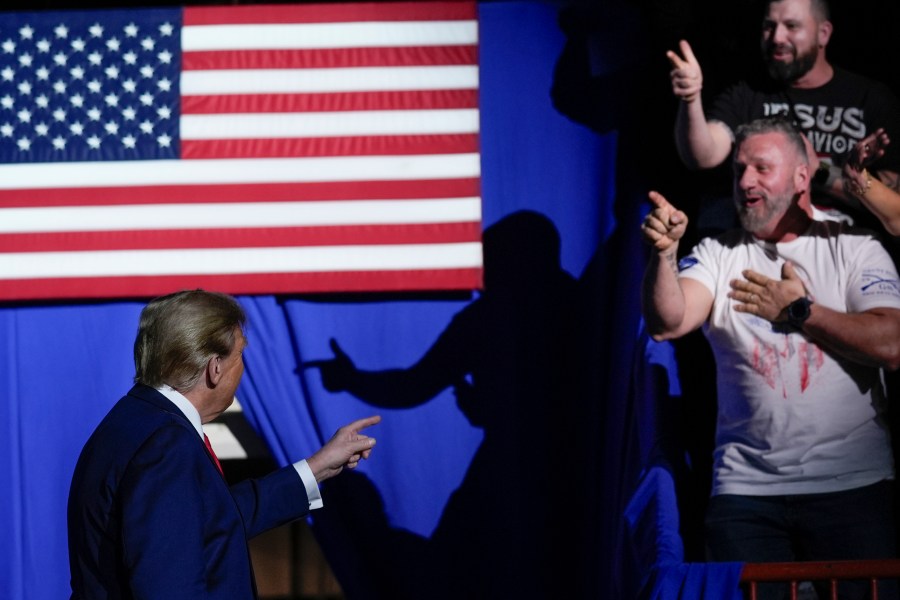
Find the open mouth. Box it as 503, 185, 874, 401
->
741, 195, 764, 209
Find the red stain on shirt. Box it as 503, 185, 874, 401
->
751, 336, 825, 395
799, 340, 825, 391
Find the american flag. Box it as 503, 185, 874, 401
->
0, 2, 482, 301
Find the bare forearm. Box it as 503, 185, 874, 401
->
854, 174, 900, 235
342, 368, 446, 407
674, 100, 730, 170
817, 168, 900, 235
642, 250, 687, 340
800, 305, 900, 370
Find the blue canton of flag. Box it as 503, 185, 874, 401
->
0, 8, 181, 163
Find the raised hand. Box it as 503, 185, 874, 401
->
642, 190, 688, 254
667, 40, 703, 103
843, 129, 889, 197
307, 415, 381, 482
303, 338, 357, 392
846, 128, 890, 174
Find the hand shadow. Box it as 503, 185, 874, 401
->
306, 210, 591, 599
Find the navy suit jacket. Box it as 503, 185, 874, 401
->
68, 384, 310, 599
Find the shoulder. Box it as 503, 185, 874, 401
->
698, 228, 749, 252
678, 229, 748, 274
103, 386, 189, 432
809, 218, 880, 242
830, 67, 898, 99
70, 389, 203, 504
713, 78, 757, 103
723, 75, 783, 97
831, 67, 876, 87
806, 220, 892, 261
82, 387, 196, 461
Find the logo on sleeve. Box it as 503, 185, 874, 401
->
677, 256, 699, 272
860, 269, 900, 297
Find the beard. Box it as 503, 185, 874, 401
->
763, 42, 818, 83
736, 191, 793, 235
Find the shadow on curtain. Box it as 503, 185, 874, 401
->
0, 2, 741, 599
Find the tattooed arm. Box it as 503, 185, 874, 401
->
640, 191, 713, 341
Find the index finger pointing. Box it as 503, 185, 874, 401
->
666, 49, 686, 70
346, 415, 382, 433
648, 190, 674, 212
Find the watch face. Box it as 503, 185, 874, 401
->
788, 298, 811, 324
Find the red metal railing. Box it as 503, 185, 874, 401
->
741, 559, 900, 600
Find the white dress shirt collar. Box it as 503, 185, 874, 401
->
156, 384, 204, 439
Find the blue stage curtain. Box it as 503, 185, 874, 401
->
0, 3, 742, 599
622, 338, 745, 600
0, 302, 144, 600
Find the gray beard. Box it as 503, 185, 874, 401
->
737, 207, 773, 234
736, 192, 795, 235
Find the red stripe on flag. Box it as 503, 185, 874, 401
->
184, 2, 477, 26
0, 222, 482, 253
182, 45, 477, 71
0, 178, 482, 208
182, 90, 478, 114
0, 268, 484, 301
181, 135, 480, 159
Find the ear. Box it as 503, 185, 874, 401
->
818, 20, 833, 48
205, 355, 223, 387
794, 163, 810, 195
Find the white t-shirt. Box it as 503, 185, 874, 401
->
679, 220, 900, 496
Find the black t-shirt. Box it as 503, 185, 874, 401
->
708, 67, 900, 173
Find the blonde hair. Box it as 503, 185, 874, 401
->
133, 289, 246, 390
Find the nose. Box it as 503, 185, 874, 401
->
738, 168, 757, 191
771, 24, 789, 45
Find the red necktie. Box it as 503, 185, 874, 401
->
203, 433, 224, 476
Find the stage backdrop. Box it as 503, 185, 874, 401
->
0, 2, 711, 599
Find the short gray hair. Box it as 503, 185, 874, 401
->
134, 289, 246, 390
734, 117, 809, 164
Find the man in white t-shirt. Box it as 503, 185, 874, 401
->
641, 117, 900, 600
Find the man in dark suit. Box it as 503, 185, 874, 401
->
67, 289, 380, 599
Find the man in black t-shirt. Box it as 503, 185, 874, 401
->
667, 0, 900, 227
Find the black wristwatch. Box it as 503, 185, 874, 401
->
786, 297, 813, 328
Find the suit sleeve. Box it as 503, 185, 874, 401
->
230, 464, 311, 540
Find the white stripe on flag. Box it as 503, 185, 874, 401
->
180, 65, 479, 95
180, 109, 480, 139
182, 21, 479, 51
0, 198, 482, 233
0, 153, 481, 189
0, 243, 485, 278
